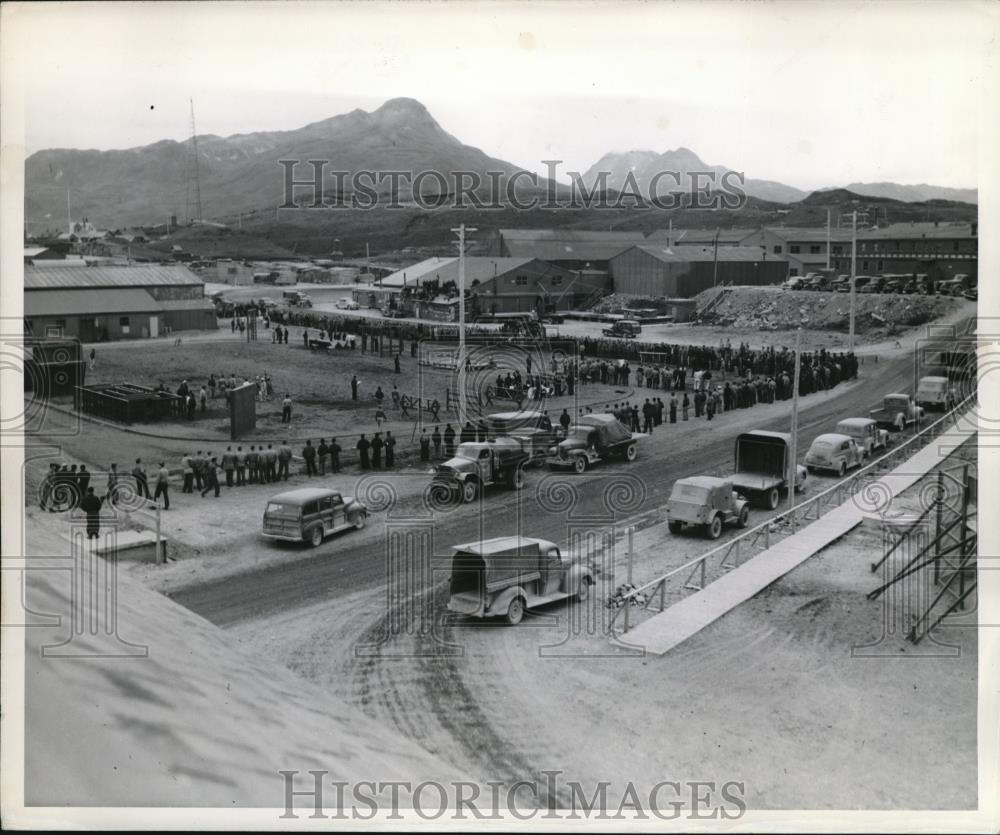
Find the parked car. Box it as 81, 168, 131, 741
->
869, 393, 925, 431
666, 476, 750, 539
805, 433, 865, 477
431, 439, 529, 503
781, 277, 805, 290
548, 414, 640, 473
446, 536, 594, 625
601, 320, 642, 338
916, 376, 957, 411
262, 487, 367, 547
382, 308, 408, 319
859, 277, 884, 294
335, 297, 360, 310
835, 417, 889, 458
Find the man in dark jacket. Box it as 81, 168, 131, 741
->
277, 441, 293, 480
329, 438, 342, 473
79, 488, 104, 539
384, 431, 396, 468
371, 433, 384, 468
357, 434, 371, 469
317, 439, 329, 475
222, 447, 236, 487
200, 458, 220, 498
302, 440, 317, 476
443, 424, 456, 457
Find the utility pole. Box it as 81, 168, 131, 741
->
66, 189, 72, 235
451, 224, 477, 427
849, 210, 857, 351
825, 209, 831, 270
788, 328, 802, 514
189, 99, 203, 222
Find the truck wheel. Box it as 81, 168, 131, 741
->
509, 468, 525, 490
737, 505, 749, 528
625, 444, 637, 462
895, 415, 905, 432
353, 511, 367, 530
807, 465, 815, 475
575, 576, 592, 602
308, 526, 323, 548
706, 515, 723, 539
668, 520, 683, 534
506, 597, 525, 625
838, 461, 847, 477
573, 457, 587, 474
462, 481, 477, 503
765, 488, 779, 510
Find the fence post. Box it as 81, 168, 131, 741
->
958, 465, 970, 609
624, 527, 634, 634
933, 471, 944, 585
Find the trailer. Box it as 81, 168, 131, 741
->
731, 430, 807, 510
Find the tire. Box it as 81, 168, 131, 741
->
807, 465, 816, 475
625, 444, 637, 462
838, 462, 847, 477
573, 456, 587, 474
737, 505, 749, 528
895, 415, 905, 432
509, 468, 525, 490
462, 480, 477, 503
765, 488, 780, 510
308, 526, 323, 548
505, 597, 525, 626
668, 520, 683, 534
706, 514, 723, 539
353, 512, 367, 530
576, 576, 592, 602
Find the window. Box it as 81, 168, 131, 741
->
788, 245, 799, 254
953, 241, 960, 251
832, 245, 843, 255
514, 275, 528, 286
877, 261, 884, 271
228, 266, 238, 275
789, 268, 799, 276
860, 243, 868, 252
551, 276, 563, 286
119, 316, 130, 335
862, 260, 869, 270
809, 245, 821, 254
873, 242, 880, 252
773, 245, 784, 254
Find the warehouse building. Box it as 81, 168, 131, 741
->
24, 264, 216, 341
609, 245, 786, 297
378, 256, 608, 316
489, 229, 648, 270
830, 221, 977, 282
740, 227, 852, 277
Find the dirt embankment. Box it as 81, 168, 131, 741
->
695, 286, 962, 335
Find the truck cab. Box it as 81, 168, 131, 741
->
548, 414, 638, 473
486, 411, 556, 464
431, 439, 529, 503
870, 393, 925, 431
916, 376, 956, 411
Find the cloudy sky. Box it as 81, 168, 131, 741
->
3, 0, 993, 190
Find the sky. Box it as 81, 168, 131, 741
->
3, 0, 994, 191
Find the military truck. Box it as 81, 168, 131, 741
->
916, 376, 957, 411
601, 320, 641, 338
666, 476, 750, 539
547, 414, 640, 473
869, 393, 925, 431
486, 410, 556, 465
731, 430, 808, 510
431, 438, 530, 503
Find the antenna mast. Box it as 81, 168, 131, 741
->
189, 98, 203, 222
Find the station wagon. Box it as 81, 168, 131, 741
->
262, 487, 367, 547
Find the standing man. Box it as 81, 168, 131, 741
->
443, 423, 456, 457
394, 353, 401, 374
419, 430, 430, 462
222, 447, 236, 487
560, 408, 571, 438
153, 462, 170, 510
79, 488, 103, 541
200, 458, 221, 498
329, 437, 342, 473
132, 459, 151, 499
88, 347, 97, 371
181, 453, 194, 493
371, 433, 384, 469
277, 441, 292, 481
351, 376, 359, 401
317, 439, 329, 476
266, 444, 279, 483
432, 426, 442, 459
106, 463, 121, 506
282, 393, 293, 423
302, 440, 317, 476
193, 450, 205, 490
669, 394, 678, 424
78, 464, 91, 498
235, 446, 246, 486
384, 431, 396, 468
200, 385, 208, 413
246, 446, 259, 485
356, 434, 371, 470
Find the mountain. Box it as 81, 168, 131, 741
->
580, 147, 809, 204
836, 182, 977, 204
25, 97, 526, 230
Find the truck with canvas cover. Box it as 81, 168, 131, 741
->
446, 536, 594, 625
547, 413, 640, 473
486, 410, 556, 465
731, 430, 807, 509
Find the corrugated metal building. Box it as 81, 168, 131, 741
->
490, 229, 647, 269
609, 245, 786, 297
24, 265, 216, 340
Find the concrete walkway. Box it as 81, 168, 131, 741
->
624, 410, 978, 655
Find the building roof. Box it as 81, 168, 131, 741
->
24, 264, 204, 290
499, 229, 647, 243
380, 257, 539, 288
858, 222, 975, 240
620, 245, 772, 264
24, 288, 164, 317
24, 247, 52, 258
744, 227, 853, 243
648, 228, 758, 244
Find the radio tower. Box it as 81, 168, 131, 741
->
187, 98, 204, 223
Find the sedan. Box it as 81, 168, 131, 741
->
805, 433, 866, 477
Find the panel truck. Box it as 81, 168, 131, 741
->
731, 430, 808, 510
